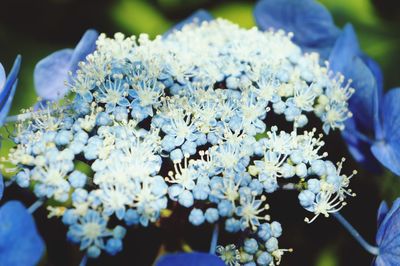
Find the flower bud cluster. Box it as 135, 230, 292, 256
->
3, 19, 355, 263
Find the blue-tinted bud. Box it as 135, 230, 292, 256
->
170, 149, 183, 162
311, 160, 326, 176
96, 112, 112, 126
178, 190, 194, 207
225, 218, 241, 233
244, 238, 258, 254
281, 163, 295, 178
113, 106, 128, 121
327, 174, 341, 191
266, 237, 279, 252
272, 100, 286, 114
113, 225, 126, 239
106, 238, 122, 255
15, 170, 30, 188
324, 161, 336, 175
189, 208, 205, 226
87, 246, 101, 258
249, 179, 263, 195
124, 209, 140, 226
68, 170, 87, 188
290, 150, 303, 164
263, 177, 278, 193
298, 190, 315, 207
204, 208, 219, 223
295, 163, 307, 177
257, 252, 272, 266
218, 200, 234, 217
71, 188, 88, 203
258, 223, 272, 241
55, 130, 72, 146
270, 221, 282, 238
307, 178, 321, 194
168, 184, 184, 201
62, 209, 79, 225
193, 185, 209, 200
296, 114, 308, 127
182, 141, 197, 155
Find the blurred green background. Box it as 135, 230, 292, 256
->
1, 0, 400, 265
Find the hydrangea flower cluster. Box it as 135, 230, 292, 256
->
3, 18, 356, 264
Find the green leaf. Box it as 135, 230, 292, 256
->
112, 0, 172, 37
315, 246, 338, 266
318, 0, 380, 27
211, 2, 255, 28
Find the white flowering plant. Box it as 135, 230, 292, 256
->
1, 1, 400, 266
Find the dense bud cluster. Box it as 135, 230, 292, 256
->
3, 19, 355, 264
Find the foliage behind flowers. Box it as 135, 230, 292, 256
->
3, 18, 357, 265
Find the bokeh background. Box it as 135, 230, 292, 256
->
1, 0, 400, 265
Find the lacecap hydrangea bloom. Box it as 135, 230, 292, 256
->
2, 18, 357, 265
253, 0, 400, 177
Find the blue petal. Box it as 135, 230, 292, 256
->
338, 57, 380, 171
378, 88, 400, 143
360, 54, 384, 94
0, 80, 18, 126
374, 255, 400, 266
34, 30, 98, 101
361, 55, 384, 139
332, 29, 388, 170
341, 57, 378, 134
342, 120, 381, 173
371, 142, 400, 176
329, 25, 384, 139
0, 56, 21, 105
377, 201, 389, 227
375, 198, 400, 264
0, 63, 5, 89
0, 201, 45, 265
254, 0, 339, 58
341, 119, 367, 163
0, 174, 3, 199
376, 198, 400, 245
69, 29, 99, 75
329, 24, 360, 73
156, 252, 225, 266
330, 25, 384, 133
34, 49, 73, 101
371, 88, 400, 175
0, 55, 21, 126
164, 10, 213, 37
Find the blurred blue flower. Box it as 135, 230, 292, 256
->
34, 29, 98, 101
374, 199, 400, 265
328, 24, 382, 171
0, 174, 3, 199
254, 0, 340, 59
156, 252, 225, 266
0, 200, 45, 265
329, 25, 400, 175
164, 9, 213, 36
0, 55, 21, 126
371, 89, 400, 175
